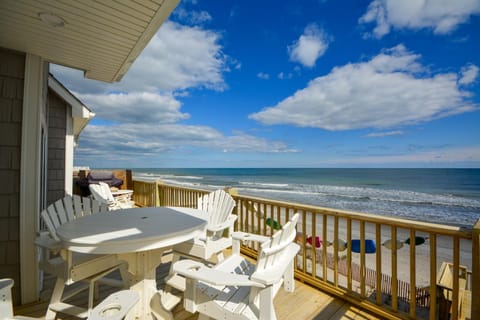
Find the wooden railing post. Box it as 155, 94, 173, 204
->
155, 180, 164, 207
472, 218, 480, 320
224, 187, 238, 198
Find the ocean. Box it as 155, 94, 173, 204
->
132, 168, 480, 228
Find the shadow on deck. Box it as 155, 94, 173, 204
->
14, 252, 380, 320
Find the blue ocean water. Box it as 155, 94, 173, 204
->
132, 168, 480, 228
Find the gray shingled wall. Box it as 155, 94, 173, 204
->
0, 48, 25, 304
47, 91, 67, 205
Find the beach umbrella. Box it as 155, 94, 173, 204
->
405, 236, 428, 246
382, 239, 404, 250
350, 239, 376, 254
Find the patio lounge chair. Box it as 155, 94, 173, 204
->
89, 182, 134, 210
166, 190, 236, 291
170, 213, 300, 320
36, 195, 129, 319
1, 278, 137, 320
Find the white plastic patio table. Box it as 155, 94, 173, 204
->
55, 206, 207, 320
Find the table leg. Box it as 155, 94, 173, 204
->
118, 248, 174, 320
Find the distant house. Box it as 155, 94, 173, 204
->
0, 0, 179, 304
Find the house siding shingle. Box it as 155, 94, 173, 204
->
0, 48, 25, 304
47, 91, 67, 206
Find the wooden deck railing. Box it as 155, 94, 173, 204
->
132, 180, 479, 320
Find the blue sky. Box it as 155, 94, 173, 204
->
52, 0, 480, 168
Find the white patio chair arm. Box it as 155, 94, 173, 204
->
250, 243, 300, 285
34, 235, 63, 251
207, 215, 237, 232
173, 260, 265, 288
232, 231, 270, 244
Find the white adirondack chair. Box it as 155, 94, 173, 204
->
1, 278, 137, 320
172, 213, 300, 320
173, 190, 237, 262
36, 195, 129, 319
166, 190, 236, 292
89, 182, 134, 210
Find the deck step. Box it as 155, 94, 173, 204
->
161, 291, 182, 311
165, 273, 186, 291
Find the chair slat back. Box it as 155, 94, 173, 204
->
255, 213, 299, 273
83, 196, 93, 215
197, 190, 235, 227
54, 199, 69, 225
41, 195, 108, 241
72, 195, 84, 217
99, 182, 117, 204
63, 195, 76, 221
42, 207, 61, 242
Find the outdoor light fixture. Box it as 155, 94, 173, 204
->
38, 12, 66, 28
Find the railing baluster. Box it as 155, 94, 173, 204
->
334, 215, 339, 287
321, 213, 327, 281
452, 236, 460, 320
360, 220, 366, 297
391, 226, 398, 312
301, 210, 307, 273
347, 217, 352, 292
376, 223, 382, 306
410, 228, 416, 318
429, 232, 437, 320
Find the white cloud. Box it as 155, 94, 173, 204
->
173, 8, 212, 25
76, 124, 297, 163
278, 72, 293, 80
257, 72, 270, 80
459, 64, 479, 85
365, 130, 404, 138
76, 92, 189, 124
360, 0, 480, 38
288, 23, 329, 67
250, 45, 478, 130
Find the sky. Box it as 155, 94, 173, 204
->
51, 0, 480, 168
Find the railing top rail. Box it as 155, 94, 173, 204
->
233, 193, 473, 238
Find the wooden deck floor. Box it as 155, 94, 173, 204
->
14, 253, 380, 320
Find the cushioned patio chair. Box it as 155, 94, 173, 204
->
89, 182, 134, 210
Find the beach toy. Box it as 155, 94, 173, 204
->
306, 236, 333, 248
265, 217, 281, 230
350, 239, 376, 254
405, 236, 428, 246
307, 236, 322, 248
336, 239, 348, 252
382, 239, 404, 250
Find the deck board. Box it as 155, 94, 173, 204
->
14, 253, 380, 320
